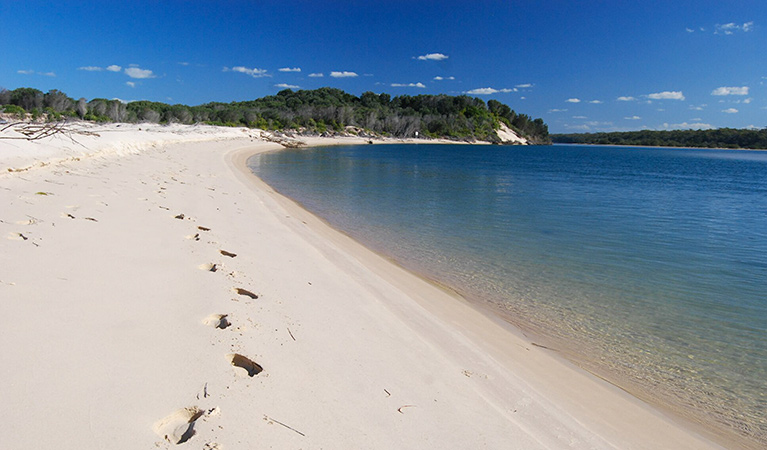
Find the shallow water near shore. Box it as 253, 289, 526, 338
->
249, 143, 767, 445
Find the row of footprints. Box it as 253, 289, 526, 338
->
154, 213, 264, 446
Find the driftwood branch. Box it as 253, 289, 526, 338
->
0, 121, 100, 147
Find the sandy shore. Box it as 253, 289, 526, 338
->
0, 123, 723, 448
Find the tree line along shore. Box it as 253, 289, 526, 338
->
552, 129, 767, 150
1, 87, 550, 144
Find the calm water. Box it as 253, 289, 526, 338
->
249, 144, 767, 444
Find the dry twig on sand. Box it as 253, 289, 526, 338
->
0, 121, 100, 147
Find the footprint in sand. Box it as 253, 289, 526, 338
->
153, 407, 204, 445
203, 314, 231, 329
198, 263, 219, 273
233, 287, 258, 299
227, 353, 263, 377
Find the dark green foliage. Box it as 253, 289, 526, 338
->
552, 129, 767, 150
0, 86, 549, 143
10, 87, 43, 111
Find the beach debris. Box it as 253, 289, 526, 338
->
35, 191, 52, 196
7, 232, 29, 241
197, 226, 211, 231
186, 233, 200, 241
531, 342, 554, 351
397, 405, 416, 414
0, 121, 99, 144
220, 249, 237, 258
233, 287, 258, 299
203, 314, 231, 329
227, 353, 263, 377
287, 328, 296, 341
263, 415, 305, 437
196, 382, 209, 400
174, 213, 185, 220
153, 406, 204, 445
384, 389, 391, 397
84, 217, 98, 222
158, 205, 170, 210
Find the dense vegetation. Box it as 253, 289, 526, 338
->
0, 87, 550, 144
552, 129, 767, 150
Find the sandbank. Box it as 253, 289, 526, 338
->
0, 123, 725, 448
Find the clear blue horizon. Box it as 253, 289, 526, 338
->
1, 0, 765, 133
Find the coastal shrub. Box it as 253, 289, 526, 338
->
3, 104, 26, 116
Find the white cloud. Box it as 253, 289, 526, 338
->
566, 98, 581, 103
178, 62, 190, 66
686, 27, 695, 33
572, 115, 587, 119
416, 53, 448, 61
106, 65, 122, 72
565, 124, 591, 131
711, 86, 749, 96
670, 122, 714, 130
617, 96, 636, 101
589, 100, 603, 104
124, 67, 156, 79
308, 73, 324, 77
278, 67, 301, 72
548, 109, 567, 113
391, 82, 426, 88
79, 66, 103, 71
722, 108, 739, 113
466, 87, 515, 95
433, 76, 455, 81
743, 98, 752, 104
647, 91, 685, 100
515, 83, 533, 88
625, 116, 641, 120
126, 81, 136, 88
716, 22, 754, 35
17, 69, 54, 76
226, 66, 269, 78
689, 104, 706, 110
275, 83, 299, 89
330, 71, 358, 78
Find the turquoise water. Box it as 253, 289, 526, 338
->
249, 144, 767, 444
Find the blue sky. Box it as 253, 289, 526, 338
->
1, 0, 765, 133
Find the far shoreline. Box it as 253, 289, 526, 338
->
551, 141, 767, 152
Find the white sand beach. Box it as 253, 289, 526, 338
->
0, 123, 725, 449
